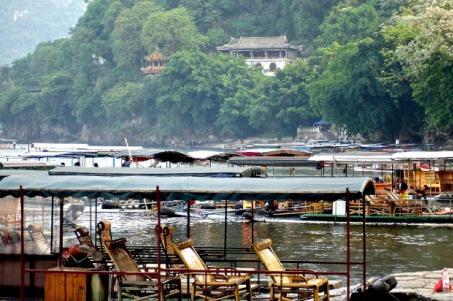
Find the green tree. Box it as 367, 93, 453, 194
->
387, 1, 453, 139
309, 38, 401, 141
316, 3, 380, 47
154, 51, 265, 140
111, 1, 162, 70
141, 7, 206, 57
101, 82, 145, 134
252, 60, 319, 136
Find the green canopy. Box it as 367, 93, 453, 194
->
0, 175, 374, 201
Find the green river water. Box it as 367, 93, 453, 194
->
81, 210, 453, 285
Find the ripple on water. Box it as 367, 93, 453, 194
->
71, 211, 453, 284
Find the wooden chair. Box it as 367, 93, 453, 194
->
155, 225, 180, 271
27, 224, 50, 254
97, 220, 181, 301
252, 239, 329, 301
170, 238, 253, 301
74, 226, 104, 263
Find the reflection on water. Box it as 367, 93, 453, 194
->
75, 209, 453, 284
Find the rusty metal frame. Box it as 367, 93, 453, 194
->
18, 184, 367, 301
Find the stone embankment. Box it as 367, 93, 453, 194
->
328, 269, 452, 300
391, 269, 453, 301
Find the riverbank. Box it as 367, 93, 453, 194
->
390, 269, 453, 300
329, 269, 453, 300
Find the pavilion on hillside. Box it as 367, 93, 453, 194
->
217, 36, 301, 76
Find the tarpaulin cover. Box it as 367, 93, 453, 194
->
0, 175, 374, 201
48, 166, 266, 178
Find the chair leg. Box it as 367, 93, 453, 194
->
177, 279, 182, 301
246, 280, 252, 301
313, 287, 319, 301
324, 282, 330, 301
269, 287, 274, 301
117, 278, 122, 301
190, 285, 196, 301
234, 286, 240, 301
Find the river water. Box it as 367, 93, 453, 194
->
74, 208, 453, 285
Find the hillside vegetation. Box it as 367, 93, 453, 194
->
0, 0, 451, 145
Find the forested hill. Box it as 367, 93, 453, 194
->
0, 0, 86, 66
0, 0, 451, 145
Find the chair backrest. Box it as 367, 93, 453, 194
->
170, 238, 213, 283
155, 225, 176, 255
27, 224, 50, 254
75, 226, 103, 261
252, 239, 291, 284
97, 220, 145, 282
75, 226, 94, 246
97, 220, 112, 243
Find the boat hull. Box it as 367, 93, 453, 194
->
300, 214, 453, 224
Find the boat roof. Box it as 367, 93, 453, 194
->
0, 169, 49, 179
48, 166, 265, 177
390, 151, 453, 161
0, 175, 375, 201
309, 152, 393, 163
114, 149, 196, 163
228, 156, 319, 167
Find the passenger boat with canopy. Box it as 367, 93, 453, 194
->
0, 174, 374, 300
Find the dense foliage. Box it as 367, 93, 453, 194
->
0, 0, 451, 145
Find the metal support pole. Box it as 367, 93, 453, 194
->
156, 187, 162, 301
89, 197, 92, 242
346, 188, 351, 300
50, 196, 54, 252
187, 200, 191, 239
95, 198, 98, 247
362, 195, 367, 291
20, 186, 25, 301
251, 203, 255, 244
59, 198, 64, 258
224, 200, 227, 257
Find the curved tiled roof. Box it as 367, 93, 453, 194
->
217, 36, 300, 51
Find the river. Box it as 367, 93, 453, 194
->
74, 208, 453, 285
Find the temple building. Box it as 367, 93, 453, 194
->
217, 36, 300, 76
141, 52, 165, 76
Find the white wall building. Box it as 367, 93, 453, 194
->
217, 36, 300, 76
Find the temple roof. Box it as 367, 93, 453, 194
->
217, 36, 300, 51
145, 52, 165, 62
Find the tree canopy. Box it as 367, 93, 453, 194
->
0, 0, 451, 145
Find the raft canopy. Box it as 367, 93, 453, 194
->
390, 151, 453, 161
48, 166, 266, 178
308, 152, 393, 163
228, 156, 319, 167
0, 175, 375, 201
